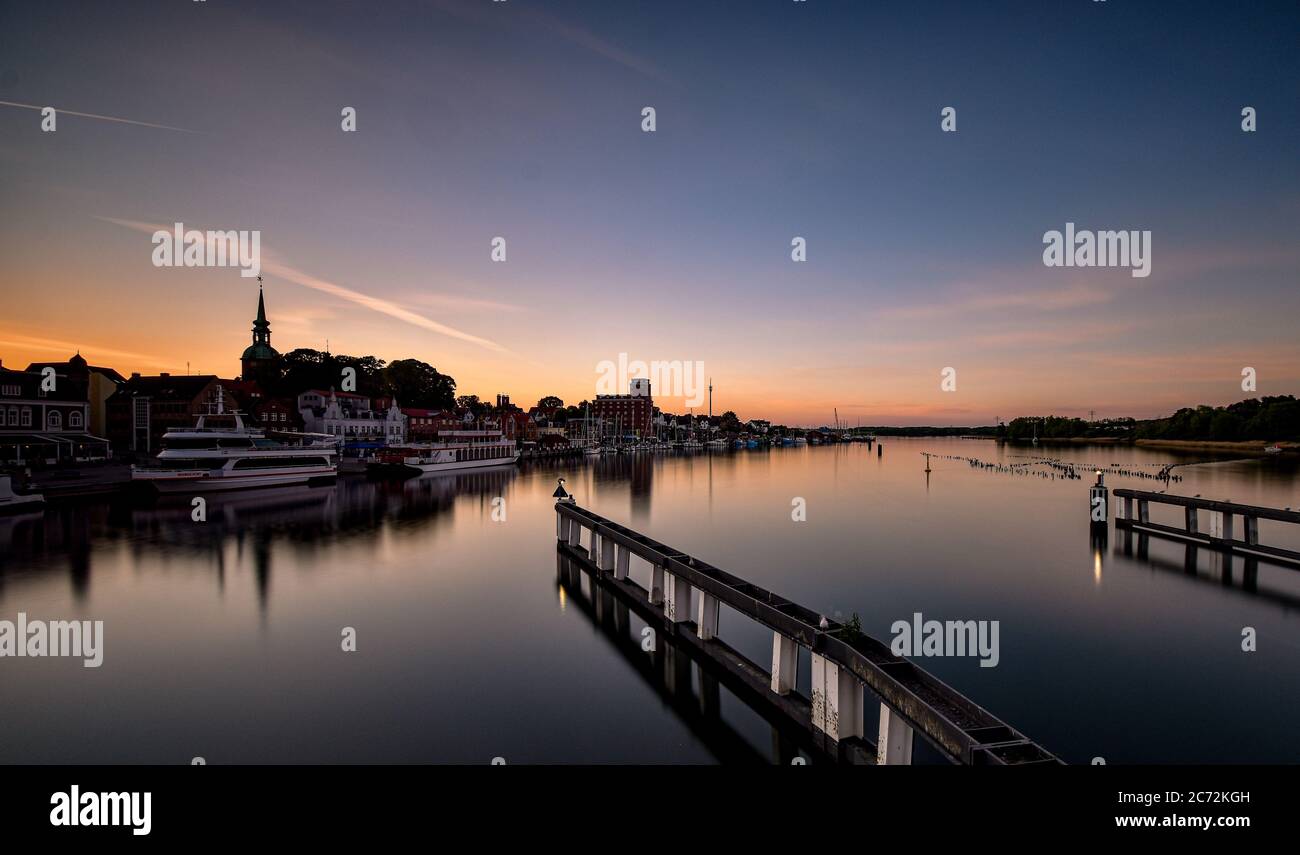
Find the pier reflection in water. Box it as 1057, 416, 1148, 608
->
1, 439, 1298, 763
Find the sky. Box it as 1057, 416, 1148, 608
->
1, 0, 1297, 426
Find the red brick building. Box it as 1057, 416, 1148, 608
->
591, 379, 654, 438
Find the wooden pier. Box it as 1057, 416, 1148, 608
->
553, 488, 1060, 765
1114, 488, 1300, 566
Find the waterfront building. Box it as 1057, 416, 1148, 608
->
225, 380, 300, 430
0, 358, 109, 463
25, 352, 125, 437
106, 374, 237, 453
297, 389, 406, 444
402, 407, 449, 441
591, 380, 655, 439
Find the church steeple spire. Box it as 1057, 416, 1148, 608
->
255, 278, 268, 326
240, 276, 280, 379
252, 276, 270, 344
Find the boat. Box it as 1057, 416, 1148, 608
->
705, 438, 727, 450
0, 475, 44, 514
131, 409, 338, 493
367, 430, 519, 477
1264, 445, 1283, 454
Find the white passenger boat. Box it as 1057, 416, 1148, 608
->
0, 476, 44, 514
131, 411, 338, 493
367, 430, 519, 476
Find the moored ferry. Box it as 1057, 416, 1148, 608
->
131, 411, 338, 493
367, 430, 519, 477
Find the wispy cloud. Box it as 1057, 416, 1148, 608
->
402, 293, 527, 313
0, 332, 168, 367
428, 0, 670, 81
96, 218, 511, 354
0, 100, 197, 133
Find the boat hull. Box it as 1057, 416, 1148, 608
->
0, 497, 45, 515
370, 453, 520, 478
134, 467, 336, 493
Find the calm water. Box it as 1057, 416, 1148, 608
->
2, 438, 1298, 764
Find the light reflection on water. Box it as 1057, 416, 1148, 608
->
1, 438, 1298, 764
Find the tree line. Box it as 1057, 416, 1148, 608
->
250, 349, 457, 410
1004, 396, 1299, 442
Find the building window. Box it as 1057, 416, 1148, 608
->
47, 410, 62, 429
20, 408, 31, 427
7, 407, 16, 426
1, 384, 20, 397
69, 411, 83, 428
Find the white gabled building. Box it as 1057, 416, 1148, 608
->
297, 389, 406, 445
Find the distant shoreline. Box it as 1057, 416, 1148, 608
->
996, 437, 1295, 454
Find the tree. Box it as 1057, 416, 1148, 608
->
456, 395, 489, 417
272, 349, 386, 398
537, 396, 564, 411
383, 359, 456, 409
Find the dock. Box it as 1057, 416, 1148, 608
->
1114, 488, 1300, 566
553, 488, 1060, 765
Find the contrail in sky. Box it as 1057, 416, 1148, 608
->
0, 100, 197, 133
97, 217, 511, 354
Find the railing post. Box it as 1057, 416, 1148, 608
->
1138, 499, 1150, 524
877, 705, 915, 765
1222, 511, 1234, 543
567, 522, 582, 548
1185, 506, 1198, 534
696, 591, 719, 640
839, 670, 865, 740
811, 654, 863, 741
664, 570, 690, 622
770, 632, 797, 695
598, 534, 614, 572
649, 561, 664, 606
1245, 515, 1259, 545
1124, 496, 1133, 520
614, 544, 629, 580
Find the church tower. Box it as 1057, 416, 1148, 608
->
240, 277, 280, 380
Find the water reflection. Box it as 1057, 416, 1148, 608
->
555, 551, 815, 765
1, 439, 1297, 763
0, 469, 517, 611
